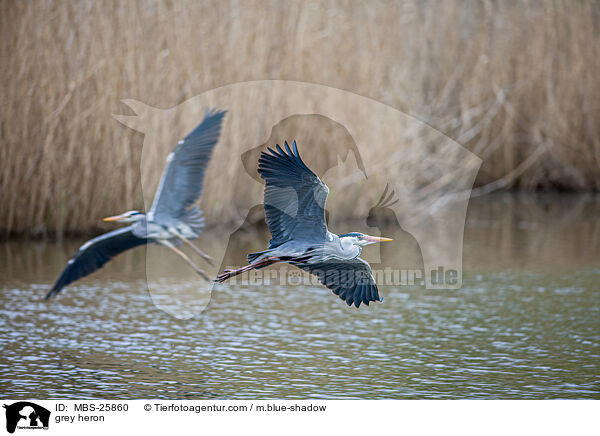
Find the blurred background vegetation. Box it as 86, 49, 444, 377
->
1, 0, 599, 237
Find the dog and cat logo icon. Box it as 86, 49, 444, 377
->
3, 402, 50, 434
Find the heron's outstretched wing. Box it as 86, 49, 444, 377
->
296, 257, 381, 308
258, 141, 329, 248
46, 226, 147, 299
149, 109, 226, 222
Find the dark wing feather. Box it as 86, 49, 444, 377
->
46, 226, 147, 299
258, 141, 329, 247
150, 109, 226, 221
296, 257, 381, 308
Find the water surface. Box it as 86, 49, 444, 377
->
1, 194, 599, 399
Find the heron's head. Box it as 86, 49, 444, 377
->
103, 210, 143, 223
339, 232, 392, 247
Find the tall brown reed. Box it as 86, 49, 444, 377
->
1, 0, 599, 237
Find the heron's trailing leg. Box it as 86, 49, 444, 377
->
160, 240, 211, 281
215, 257, 279, 283
175, 235, 215, 266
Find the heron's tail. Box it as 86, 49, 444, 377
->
182, 206, 205, 234
247, 249, 271, 264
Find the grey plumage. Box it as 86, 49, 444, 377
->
46, 226, 148, 299
259, 141, 329, 247
296, 258, 379, 307
149, 109, 226, 225
216, 141, 391, 308
47, 109, 226, 299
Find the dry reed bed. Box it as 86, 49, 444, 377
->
1, 0, 599, 237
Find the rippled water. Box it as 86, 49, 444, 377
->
1, 194, 599, 399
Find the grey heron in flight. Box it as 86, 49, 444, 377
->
216, 141, 392, 308
46, 109, 227, 299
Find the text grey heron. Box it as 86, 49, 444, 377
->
216, 141, 392, 308
45, 109, 227, 299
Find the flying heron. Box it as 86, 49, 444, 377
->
216, 141, 392, 308
46, 109, 227, 299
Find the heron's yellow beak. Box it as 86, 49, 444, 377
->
366, 235, 393, 243
103, 214, 124, 222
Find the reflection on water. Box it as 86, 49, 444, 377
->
0, 194, 599, 399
